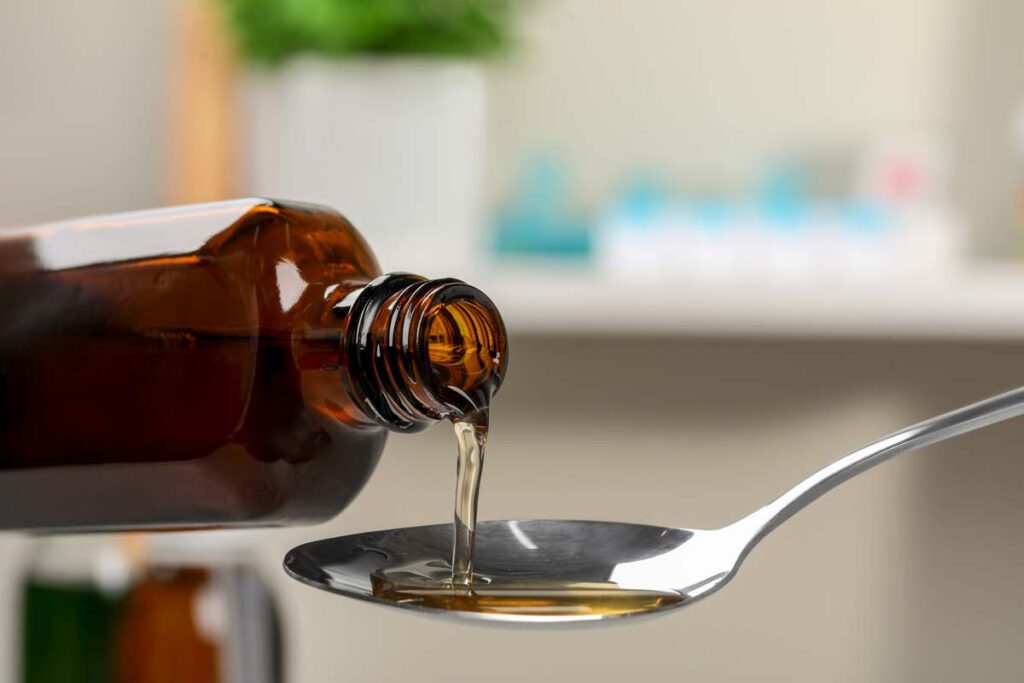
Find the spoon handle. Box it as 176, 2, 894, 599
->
738, 385, 1024, 548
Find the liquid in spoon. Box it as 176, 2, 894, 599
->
370, 566, 684, 618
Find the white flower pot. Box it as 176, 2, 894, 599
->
240, 57, 486, 275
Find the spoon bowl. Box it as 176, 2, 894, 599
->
284, 519, 749, 625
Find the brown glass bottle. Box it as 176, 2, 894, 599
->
0, 199, 507, 531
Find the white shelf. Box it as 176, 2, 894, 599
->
468, 265, 1024, 340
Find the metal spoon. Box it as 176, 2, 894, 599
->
285, 385, 1024, 625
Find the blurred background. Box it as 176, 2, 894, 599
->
3, 0, 1024, 680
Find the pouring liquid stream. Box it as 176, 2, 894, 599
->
451, 410, 487, 586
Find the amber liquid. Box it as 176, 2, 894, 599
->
371, 560, 685, 618
0, 200, 387, 530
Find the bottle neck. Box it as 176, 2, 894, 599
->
337, 273, 508, 432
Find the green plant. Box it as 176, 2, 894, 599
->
218, 0, 516, 64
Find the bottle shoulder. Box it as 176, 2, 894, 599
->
1, 198, 381, 286
2, 199, 272, 274
203, 200, 382, 287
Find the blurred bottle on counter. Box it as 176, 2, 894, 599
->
20, 532, 281, 683
115, 532, 282, 683
21, 536, 133, 683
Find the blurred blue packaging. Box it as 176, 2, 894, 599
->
594, 174, 677, 278
491, 154, 591, 260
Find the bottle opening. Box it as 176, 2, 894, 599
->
425, 298, 505, 414
341, 273, 508, 431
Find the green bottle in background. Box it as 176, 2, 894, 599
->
21, 538, 129, 683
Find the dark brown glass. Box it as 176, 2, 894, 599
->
0, 199, 507, 531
